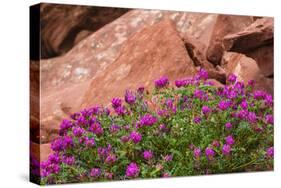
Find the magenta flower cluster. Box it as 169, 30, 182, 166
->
35, 69, 273, 185
154, 76, 169, 88
126, 162, 140, 177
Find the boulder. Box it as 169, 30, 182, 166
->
40, 10, 218, 91
183, 36, 226, 83
40, 80, 91, 143
206, 15, 254, 65
223, 17, 273, 52
221, 52, 273, 94
183, 36, 213, 68
246, 45, 273, 77
81, 20, 197, 108
39, 3, 129, 59
223, 18, 274, 77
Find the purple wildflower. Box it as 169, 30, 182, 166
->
143, 150, 153, 160
225, 135, 235, 146
253, 90, 266, 100
237, 109, 249, 120
59, 119, 73, 135
97, 145, 112, 159
76, 116, 87, 126
234, 81, 244, 92
165, 98, 174, 109
154, 76, 169, 88
126, 162, 140, 177
175, 79, 188, 88
62, 155, 75, 165
247, 112, 257, 123
212, 140, 220, 148
240, 100, 248, 110
114, 105, 126, 116
105, 154, 117, 165
197, 68, 208, 80
194, 89, 205, 99
159, 124, 169, 132
228, 74, 237, 83
120, 135, 130, 143
248, 80, 255, 87
130, 131, 142, 144
205, 147, 215, 160
265, 94, 273, 106
70, 112, 80, 120
40, 160, 60, 177
72, 126, 84, 137
266, 147, 274, 158
225, 122, 232, 129
103, 107, 110, 116
193, 148, 201, 159
218, 100, 232, 111
84, 137, 95, 147
125, 90, 136, 105
51, 136, 73, 152
222, 144, 231, 155
164, 155, 173, 162
139, 114, 158, 127
193, 116, 201, 124
90, 168, 101, 178
265, 114, 273, 124
48, 153, 60, 164
202, 106, 211, 115
89, 122, 104, 136
110, 124, 121, 133
111, 98, 122, 109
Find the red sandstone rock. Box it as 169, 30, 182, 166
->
40, 3, 129, 59
246, 45, 273, 77
40, 10, 218, 91
223, 18, 274, 77
223, 17, 273, 52
81, 20, 197, 108
206, 15, 254, 65
221, 52, 273, 95
40, 80, 91, 143
183, 36, 226, 83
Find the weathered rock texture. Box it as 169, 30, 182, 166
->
82, 20, 197, 108
223, 18, 273, 52
206, 15, 254, 65
222, 52, 273, 95
40, 10, 218, 91
40, 3, 130, 59
246, 45, 273, 77
183, 36, 226, 84
223, 17, 274, 77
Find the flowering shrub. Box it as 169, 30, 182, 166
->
35, 69, 273, 184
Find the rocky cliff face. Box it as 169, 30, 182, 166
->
30, 5, 274, 162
